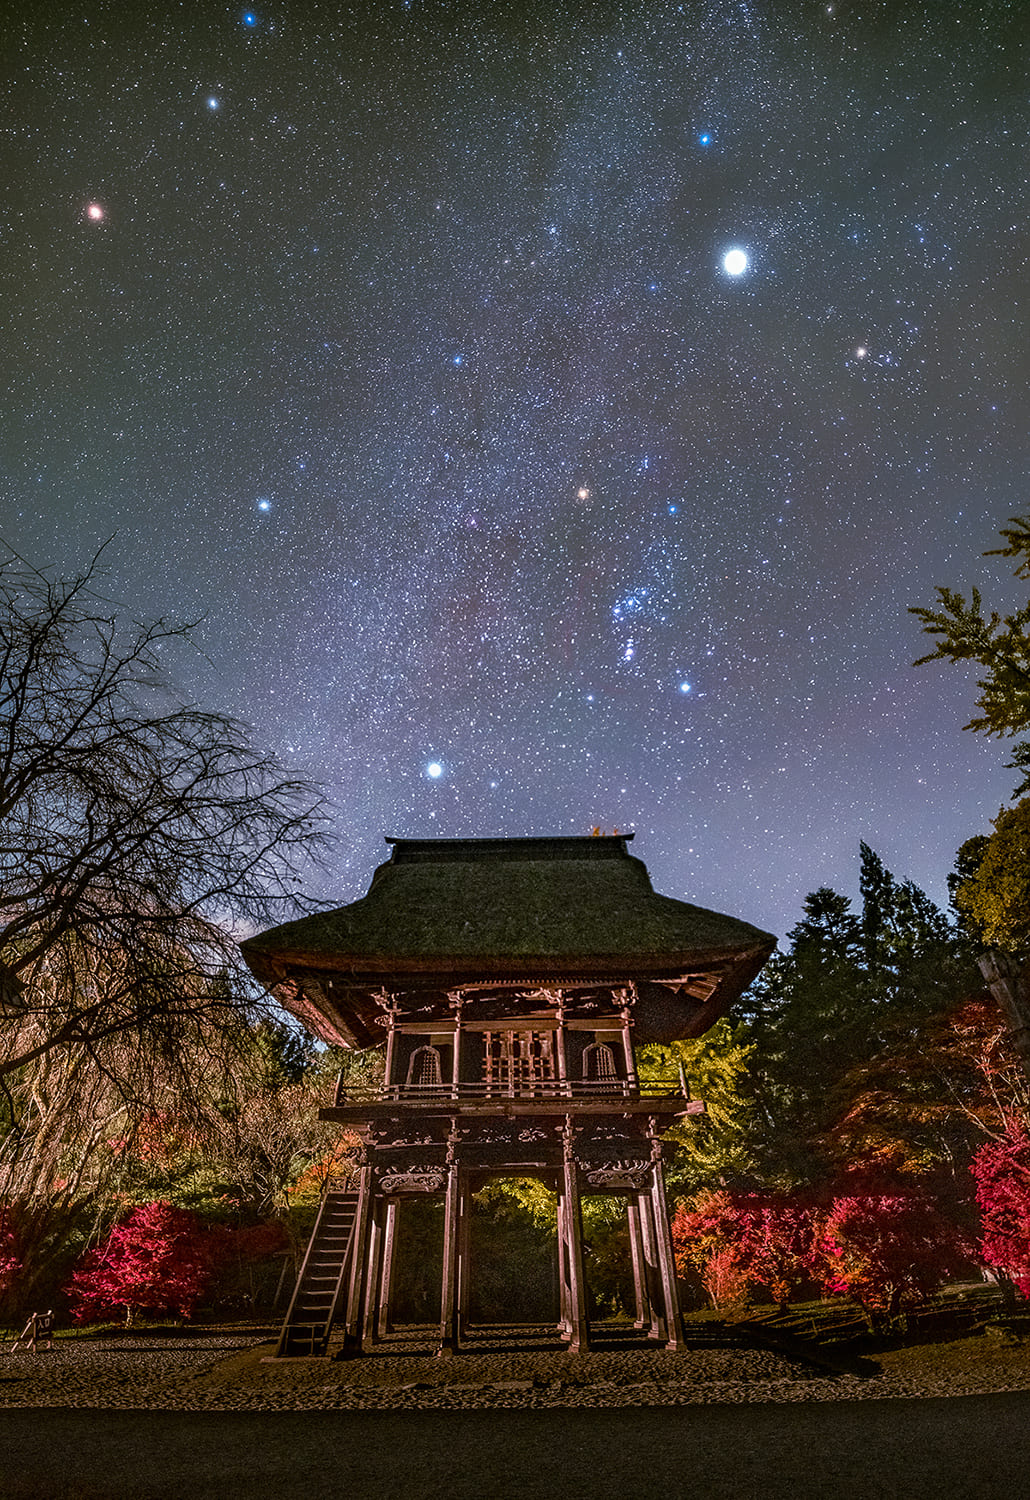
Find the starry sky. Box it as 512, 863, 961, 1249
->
3, 0, 1027, 941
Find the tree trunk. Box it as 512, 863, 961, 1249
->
977, 951, 1030, 1088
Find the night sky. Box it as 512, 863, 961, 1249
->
3, 1, 1026, 941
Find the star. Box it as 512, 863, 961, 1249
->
426, 761, 443, 779
86, 203, 104, 222
256, 498, 271, 512
207, 97, 220, 111
723, 248, 748, 276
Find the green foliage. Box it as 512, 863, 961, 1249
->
639, 1018, 758, 1195
911, 513, 1030, 793
952, 800, 1030, 954
738, 847, 977, 1187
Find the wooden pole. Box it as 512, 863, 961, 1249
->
556, 1190, 572, 1337
627, 1197, 650, 1330
438, 1164, 461, 1356
377, 1197, 398, 1339
342, 1165, 374, 1353
361, 1204, 383, 1348
457, 1172, 472, 1341
562, 1120, 590, 1353
649, 1149, 683, 1351
636, 1190, 666, 1341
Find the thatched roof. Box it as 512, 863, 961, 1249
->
241, 835, 775, 1048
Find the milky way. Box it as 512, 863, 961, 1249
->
2, 1, 1026, 937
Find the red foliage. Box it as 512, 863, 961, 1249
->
816, 1176, 968, 1315
0, 1228, 20, 1302
68, 1202, 221, 1324
972, 1120, 1030, 1295
671, 1190, 820, 1310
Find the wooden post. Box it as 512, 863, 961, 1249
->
649, 1148, 683, 1351
361, 1204, 383, 1348
438, 1163, 461, 1356
556, 1190, 571, 1336
457, 1172, 472, 1341
636, 1190, 666, 1341
627, 1197, 651, 1330
377, 1198, 398, 1339
620, 1002, 638, 1092
562, 1120, 590, 1353
382, 993, 397, 1098
449, 991, 464, 1101
342, 1165, 375, 1353
555, 991, 569, 1098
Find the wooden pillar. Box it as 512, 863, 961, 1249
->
636, 1190, 666, 1341
382, 993, 398, 1098
449, 991, 464, 1101
342, 1164, 375, 1353
562, 1121, 589, 1353
556, 1190, 572, 1336
457, 1172, 472, 1341
376, 1197, 398, 1339
361, 1203, 384, 1348
555, 992, 569, 1098
649, 1149, 683, 1351
438, 1163, 461, 1356
627, 1197, 651, 1330
620, 1003, 638, 1092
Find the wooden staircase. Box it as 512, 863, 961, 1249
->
274, 1188, 359, 1357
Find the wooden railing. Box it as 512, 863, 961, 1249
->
332, 1075, 692, 1108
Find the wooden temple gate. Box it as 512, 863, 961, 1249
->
242, 835, 774, 1357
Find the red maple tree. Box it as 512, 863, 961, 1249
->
68, 1202, 221, 1325
815, 1174, 968, 1316
972, 1119, 1030, 1296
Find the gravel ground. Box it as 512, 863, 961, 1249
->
2, 1322, 1029, 1411
2, 1328, 1030, 1500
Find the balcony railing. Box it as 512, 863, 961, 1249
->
332, 1075, 692, 1108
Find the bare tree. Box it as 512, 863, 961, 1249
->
0, 545, 329, 1080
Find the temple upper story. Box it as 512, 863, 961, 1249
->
241, 834, 775, 1051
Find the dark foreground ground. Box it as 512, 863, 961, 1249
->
2, 1323, 1029, 1499
2, 1397, 1030, 1500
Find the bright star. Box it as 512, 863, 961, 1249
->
679, 681, 692, 694
723, 248, 748, 276
699, 133, 711, 145
856, 346, 867, 358
207, 97, 220, 110
242, 11, 258, 25
577, 486, 591, 501
256, 498, 271, 512
86, 203, 104, 221
426, 762, 443, 779
451, 353, 464, 366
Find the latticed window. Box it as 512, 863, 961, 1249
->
482, 1030, 555, 1094
582, 1041, 619, 1089
406, 1044, 443, 1090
